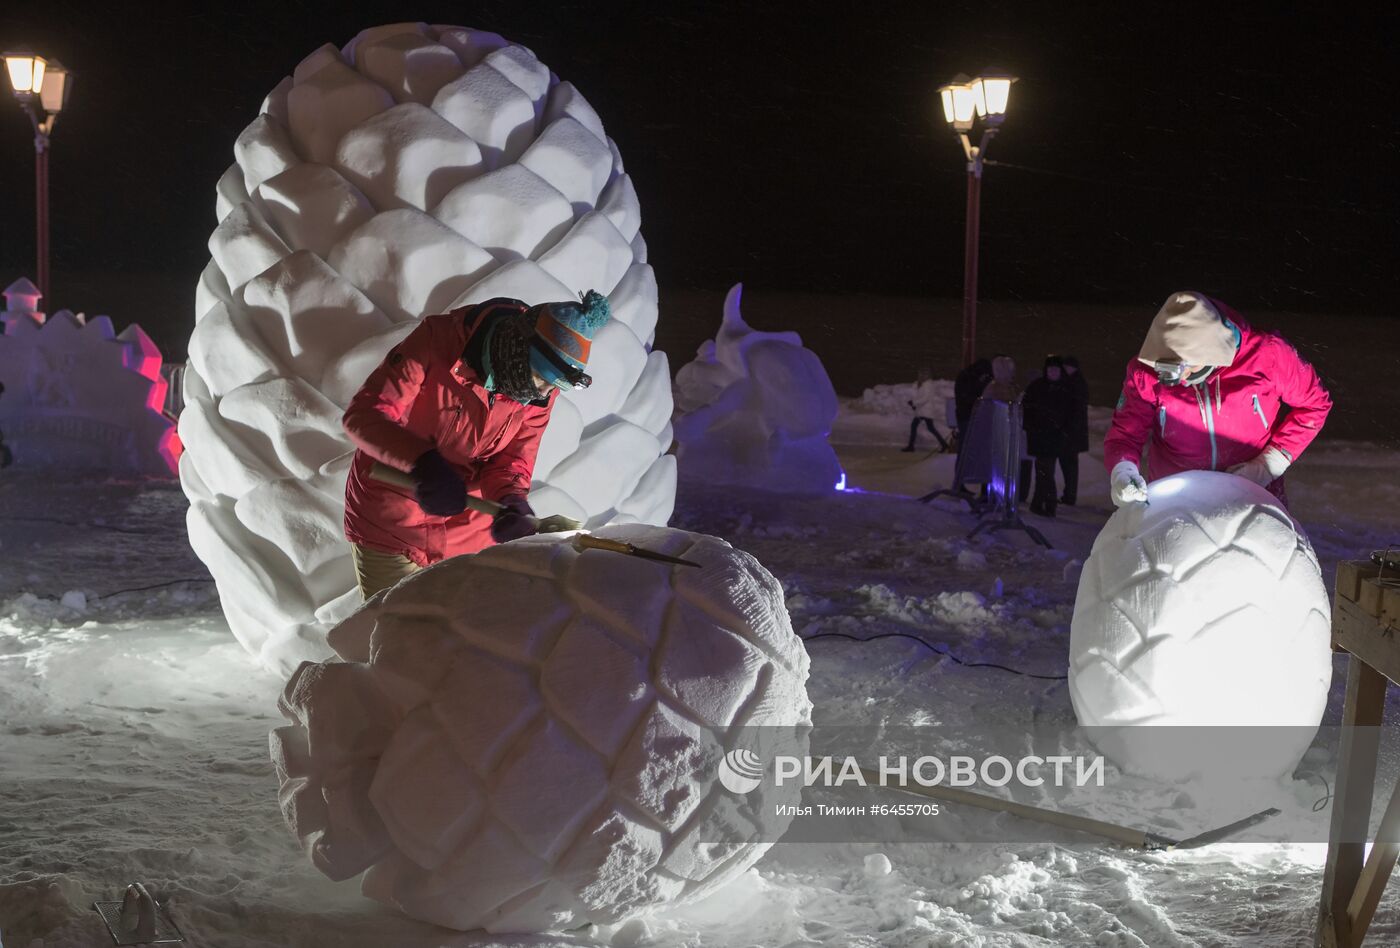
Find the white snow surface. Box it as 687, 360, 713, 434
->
274, 525, 811, 932
182, 22, 674, 677
672, 284, 842, 494
1069, 470, 1332, 780
4, 389, 1400, 945
0, 311, 177, 475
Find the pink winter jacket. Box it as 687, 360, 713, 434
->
342, 302, 554, 567
1103, 308, 1331, 493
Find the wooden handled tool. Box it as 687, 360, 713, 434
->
369, 461, 582, 533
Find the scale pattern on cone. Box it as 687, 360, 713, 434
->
1068, 470, 1331, 779
272, 525, 812, 933
180, 23, 675, 674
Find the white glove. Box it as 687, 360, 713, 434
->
1228, 446, 1291, 487
1110, 461, 1149, 506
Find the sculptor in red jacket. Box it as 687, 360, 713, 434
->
1104, 291, 1331, 508
342, 291, 611, 597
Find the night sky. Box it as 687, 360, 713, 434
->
0, 2, 1395, 317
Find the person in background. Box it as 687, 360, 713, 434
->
1058, 355, 1089, 505
903, 366, 951, 452
341, 291, 612, 599
953, 357, 994, 445
1022, 356, 1074, 517
979, 354, 1020, 403
1104, 291, 1331, 509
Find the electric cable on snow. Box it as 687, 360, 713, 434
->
800, 629, 1068, 680
91, 578, 216, 600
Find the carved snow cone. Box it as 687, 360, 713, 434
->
180, 23, 675, 674
1068, 471, 1332, 780
271, 526, 812, 933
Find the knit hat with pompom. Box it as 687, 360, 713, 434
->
529, 290, 612, 390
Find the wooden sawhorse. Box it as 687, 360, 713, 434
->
1318, 561, 1400, 946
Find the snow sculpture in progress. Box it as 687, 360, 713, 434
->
1069, 470, 1331, 780
180, 23, 675, 674
673, 283, 841, 493
0, 294, 177, 475
272, 525, 812, 933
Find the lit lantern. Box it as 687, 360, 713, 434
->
971, 69, 1017, 124
3, 52, 46, 97
938, 74, 976, 131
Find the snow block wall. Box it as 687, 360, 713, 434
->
181, 23, 675, 674
273, 525, 812, 933
1068, 470, 1331, 780
672, 284, 841, 493
0, 305, 177, 475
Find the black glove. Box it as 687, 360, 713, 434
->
411, 449, 466, 517
490, 495, 538, 544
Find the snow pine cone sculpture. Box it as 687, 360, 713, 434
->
1069, 470, 1331, 781
180, 23, 674, 674
271, 526, 812, 933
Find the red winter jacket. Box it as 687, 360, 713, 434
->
1103, 310, 1331, 496
342, 301, 554, 566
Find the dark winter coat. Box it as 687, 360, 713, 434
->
954, 359, 994, 432
1022, 376, 1074, 457
342, 300, 555, 567
1065, 369, 1090, 454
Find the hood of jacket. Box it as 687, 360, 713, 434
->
1138, 291, 1241, 368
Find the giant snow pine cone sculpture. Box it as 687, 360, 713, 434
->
272, 525, 812, 933
180, 24, 675, 674
1068, 470, 1331, 780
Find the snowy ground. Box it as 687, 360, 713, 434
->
3, 388, 1400, 947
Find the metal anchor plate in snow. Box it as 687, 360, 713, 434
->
93, 882, 185, 945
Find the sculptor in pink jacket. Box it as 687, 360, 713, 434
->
1104, 291, 1332, 508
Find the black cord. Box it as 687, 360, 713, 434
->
91, 578, 216, 601
801, 630, 1068, 681
1304, 771, 1332, 813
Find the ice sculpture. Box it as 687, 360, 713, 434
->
180, 23, 674, 674
272, 525, 811, 932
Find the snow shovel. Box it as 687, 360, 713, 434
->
370, 461, 582, 533
859, 766, 1279, 851
94, 882, 185, 945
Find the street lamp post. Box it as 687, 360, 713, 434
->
938, 70, 1016, 367
4, 53, 72, 306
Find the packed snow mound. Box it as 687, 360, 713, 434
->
0, 309, 177, 475
181, 22, 675, 675
272, 524, 811, 933
1068, 470, 1331, 780
857, 380, 955, 417
673, 283, 841, 493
